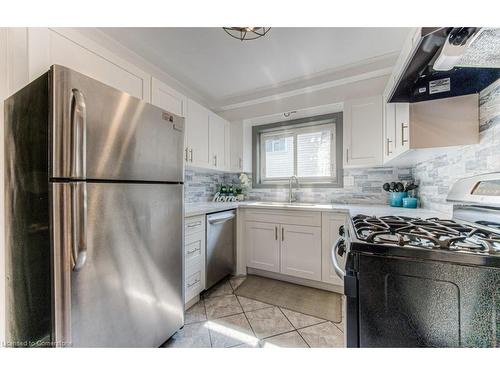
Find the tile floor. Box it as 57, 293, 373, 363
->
164, 276, 345, 348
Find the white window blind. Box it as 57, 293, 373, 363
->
260, 123, 336, 182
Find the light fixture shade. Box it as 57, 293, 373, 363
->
223, 27, 271, 41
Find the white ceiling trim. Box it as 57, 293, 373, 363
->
217, 66, 393, 112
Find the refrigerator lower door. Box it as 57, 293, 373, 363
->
52, 182, 184, 347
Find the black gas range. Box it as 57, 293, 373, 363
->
332, 173, 500, 348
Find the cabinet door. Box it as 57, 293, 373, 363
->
245, 221, 280, 273
186, 99, 210, 168
394, 103, 410, 155
151, 77, 186, 117
343, 95, 383, 167
280, 225, 321, 281
230, 121, 243, 172
224, 120, 231, 171
383, 101, 396, 162
28, 28, 150, 101
209, 113, 226, 170
321, 213, 346, 286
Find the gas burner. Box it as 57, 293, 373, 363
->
351, 214, 500, 256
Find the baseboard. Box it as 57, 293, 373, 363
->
185, 294, 200, 310
247, 267, 344, 295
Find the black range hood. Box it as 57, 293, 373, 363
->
389, 27, 500, 103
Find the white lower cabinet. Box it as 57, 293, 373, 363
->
245, 221, 280, 273
243, 209, 342, 286
184, 215, 206, 303
281, 225, 321, 281
321, 212, 346, 286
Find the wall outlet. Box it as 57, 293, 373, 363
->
344, 176, 355, 187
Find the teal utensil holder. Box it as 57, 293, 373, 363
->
390, 192, 408, 207
403, 197, 418, 209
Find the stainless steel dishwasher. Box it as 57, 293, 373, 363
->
206, 210, 236, 289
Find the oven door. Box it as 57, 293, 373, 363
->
330, 225, 360, 348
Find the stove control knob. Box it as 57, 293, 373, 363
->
338, 225, 345, 236
337, 239, 346, 256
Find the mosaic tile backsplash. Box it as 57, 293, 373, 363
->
185, 166, 414, 205
413, 79, 500, 214
185, 168, 241, 203
244, 167, 414, 204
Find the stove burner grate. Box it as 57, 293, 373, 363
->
352, 214, 500, 255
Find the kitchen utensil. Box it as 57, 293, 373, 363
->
405, 183, 418, 192
396, 182, 405, 192
383, 183, 391, 192
389, 182, 396, 192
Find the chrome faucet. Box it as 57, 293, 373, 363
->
288, 175, 300, 203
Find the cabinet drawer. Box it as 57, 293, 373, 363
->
185, 215, 205, 236
185, 265, 204, 302
243, 209, 321, 227
185, 233, 204, 268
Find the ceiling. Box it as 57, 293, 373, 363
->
99, 27, 410, 109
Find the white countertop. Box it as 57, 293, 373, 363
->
185, 200, 449, 219
185, 201, 240, 217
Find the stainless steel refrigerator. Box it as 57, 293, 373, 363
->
4, 65, 185, 347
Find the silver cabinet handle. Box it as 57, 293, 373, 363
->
275, 226, 278, 241
401, 123, 409, 145
187, 248, 200, 255
187, 279, 200, 288
281, 227, 284, 241
346, 148, 349, 163
239, 157, 242, 170
386, 138, 393, 155
331, 238, 345, 278
71, 89, 86, 179
185, 148, 189, 162
71, 182, 87, 271
189, 148, 193, 162
187, 222, 201, 228
213, 154, 217, 167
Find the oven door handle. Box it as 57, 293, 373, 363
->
331, 237, 346, 279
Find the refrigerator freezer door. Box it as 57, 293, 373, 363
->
51, 65, 184, 182
52, 182, 184, 347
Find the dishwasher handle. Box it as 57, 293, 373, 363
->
207, 211, 235, 225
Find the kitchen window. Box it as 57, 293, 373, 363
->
252, 113, 343, 188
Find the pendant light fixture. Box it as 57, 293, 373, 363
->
223, 27, 271, 41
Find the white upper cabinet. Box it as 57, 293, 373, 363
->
151, 77, 186, 117
384, 101, 409, 162
224, 120, 231, 171
186, 99, 211, 168
383, 95, 479, 165
209, 113, 228, 170
230, 121, 244, 172
343, 95, 383, 168
28, 28, 150, 101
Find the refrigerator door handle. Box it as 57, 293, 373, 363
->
71, 89, 86, 179
71, 182, 87, 271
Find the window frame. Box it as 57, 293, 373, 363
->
252, 112, 343, 188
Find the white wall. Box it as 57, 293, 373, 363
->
0, 27, 34, 347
